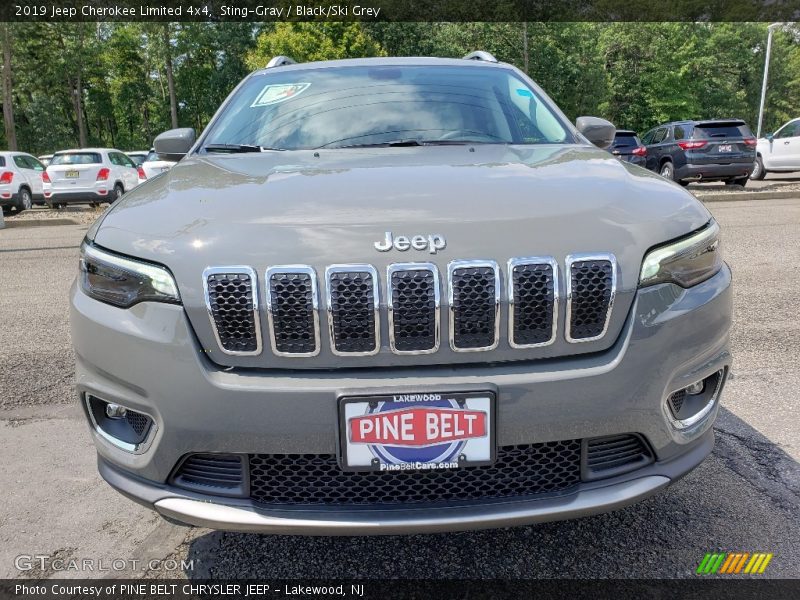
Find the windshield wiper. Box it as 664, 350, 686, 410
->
329, 138, 491, 149
203, 143, 271, 153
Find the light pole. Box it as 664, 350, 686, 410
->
756, 22, 782, 139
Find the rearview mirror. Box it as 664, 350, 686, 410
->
154, 128, 196, 161
576, 116, 616, 149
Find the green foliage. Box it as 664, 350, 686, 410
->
1, 22, 799, 155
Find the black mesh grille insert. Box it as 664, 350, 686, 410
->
511, 262, 555, 346
249, 440, 581, 506
569, 259, 613, 340
268, 271, 317, 355
173, 454, 245, 496
125, 411, 150, 437
451, 265, 497, 350
668, 390, 686, 415
390, 268, 437, 352
584, 434, 653, 479
206, 272, 259, 353
328, 270, 377, 354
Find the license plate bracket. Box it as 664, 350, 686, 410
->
338, 391, 496, 472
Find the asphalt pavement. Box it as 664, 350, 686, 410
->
0, 199, 798, 579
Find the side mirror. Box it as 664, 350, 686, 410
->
154, 128, 196, 161
576, 116, 616, 149
766, 133, 774, 142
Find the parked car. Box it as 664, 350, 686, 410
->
640, 119, 756, 186
137, 148, 177, 183
72, 52, 731, 535
38, 154, 53, 167
126, 150, 149, 166
44, 148, 140, 208
0, 151, 48, 214
608, 130, 647, 167
752, 118, 800, 180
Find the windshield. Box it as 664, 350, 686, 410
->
203, 65, 571, 150
144, 151, 160, 162
692, 123, 751, 139
127, 154, 147, 165
51, 152, 101, 165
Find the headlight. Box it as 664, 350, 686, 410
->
79, 242, 180, 308
639, 220, 723, 288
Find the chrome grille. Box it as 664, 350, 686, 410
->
565, 254, 616, 343
203, 267, 262, 356
265, 266, 319, 357
448, 260, 500, 352
326, 265, 380, 356
508, 257, 558, 348
387, 263, 440, 354
201, 254, 618, 358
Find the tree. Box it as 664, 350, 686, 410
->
1, 23, 17, 150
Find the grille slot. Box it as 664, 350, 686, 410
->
172, 454, 247, 497
266, 266, 319, 357
566, 255, 616, 343
326, 265, 379, 356
448, 260, 500, 352
388, 263, 440, 354
508, 257, 558, 348
249, 440, 581, 506
203, 267, 261, 355
583, 434, 653, 480
125, 411, 150, 437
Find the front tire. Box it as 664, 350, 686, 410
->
751, 156, 766, 180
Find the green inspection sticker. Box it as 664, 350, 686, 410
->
251, 83, 311, 107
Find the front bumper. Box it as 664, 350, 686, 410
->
72, 265, 732, 533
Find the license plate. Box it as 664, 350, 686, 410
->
339, 391, 495, 471
718, 144, 732, 153
65, 170, 79, 178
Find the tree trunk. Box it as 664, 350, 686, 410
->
1, 24, 18, 151
74, 70, 87, 147
522, 22, 529, 75
163, 25, 178, 129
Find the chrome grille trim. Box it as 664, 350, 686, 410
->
325, 264, 380, 356
507, 256, 559, 349
447, 259, 501, 352
387, 262, 441, 355
565, 253, 617, 344
265, 265, 320, 358
202, 266, 263, 356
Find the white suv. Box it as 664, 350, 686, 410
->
44, 148, 140, 208
753, 118, 800, 179
0, 151, 48, 215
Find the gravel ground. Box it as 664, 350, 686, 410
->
0, 198, 798, 580
3, 204, 106, 226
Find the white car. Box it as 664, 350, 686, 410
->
44, 148, 140, 208
0, 151, 48, 214
126, 150, 149, 166
138, 149, 177, 182
752, 118, 800, 179
38, 154, 53, 167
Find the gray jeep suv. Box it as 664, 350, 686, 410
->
71, 53, 731, 535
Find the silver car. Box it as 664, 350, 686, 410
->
71, 53, 731, 535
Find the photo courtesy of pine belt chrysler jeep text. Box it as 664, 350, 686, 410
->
70, 52, 732, 535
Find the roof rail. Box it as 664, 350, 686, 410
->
463, 51, 498, 63
266, 56, 297, 68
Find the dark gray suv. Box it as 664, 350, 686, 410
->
71, 53, 731, 534
641, 119, 756, 186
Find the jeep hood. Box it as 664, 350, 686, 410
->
92, 144, 711, 369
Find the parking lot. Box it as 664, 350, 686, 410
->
1, 198, 798, 579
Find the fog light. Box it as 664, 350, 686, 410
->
105, 403, 127, 419
666, 369, 726, 430
685, 381, 704, 395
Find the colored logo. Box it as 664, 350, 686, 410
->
696, 552, 773, 575
251, 83, 310, 107
349, 398, 486, 465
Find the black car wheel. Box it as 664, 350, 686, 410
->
17, 188, 32, 212
751, 156, 766, 180
111, 184, 124, 203
659, 161, 676, 182
726, 177, 749, 187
